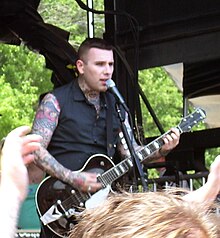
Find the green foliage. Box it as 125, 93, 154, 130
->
139, 67, 184, 137
39, 0, 105, 48
0, 44, 53, 138
0, 75, 38, 138
0, 45, 52, 91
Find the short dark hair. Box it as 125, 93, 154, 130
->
78, 37, 113, 60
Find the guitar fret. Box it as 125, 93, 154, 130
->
108, 171, 117, 182
127, 157, 133, 167
121, 161, 130, 172
97, 174, 107, 187
148, 143, 158, 152
118, 164, 126, 174
110, 167, 121, 179
114, 167, 122, 176
141, 147, 151, 157
153, 141, 160, 149
137, 151, 145, 161
104, 170, 117, 184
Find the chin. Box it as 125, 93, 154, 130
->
99, 86, 107, 92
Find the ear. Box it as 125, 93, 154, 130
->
76, 59, 84, 74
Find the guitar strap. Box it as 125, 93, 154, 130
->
106, 93, 114, 157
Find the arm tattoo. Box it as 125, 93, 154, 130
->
32, 93, 90, 189
34, 148, 87, 189
32, 94, 73, 183
32, 93, 60, 148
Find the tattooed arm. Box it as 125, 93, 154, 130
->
32, 93, 101, 192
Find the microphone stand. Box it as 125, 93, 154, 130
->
115, 103, 148, 192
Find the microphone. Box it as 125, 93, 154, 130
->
106, 79, 129, 111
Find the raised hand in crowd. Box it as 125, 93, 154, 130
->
0, 126, 41, 238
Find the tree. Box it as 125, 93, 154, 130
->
0, 42, 53, 138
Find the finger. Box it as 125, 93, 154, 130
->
23, 154, 35, 165
22, 134, 42, 145
7, 126, 31, 138
164, 134, 173, 142
210, 155, 220, 172
170, 132, 178, 141
21, 142, 41, 156
170, 127, 180, 136
86, 183, 102, 193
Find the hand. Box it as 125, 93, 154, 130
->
184, 155, 220, 204
160, 127, 180, 155
1, 126, 42, 202
206, 155, 220, 193
72, 171, 102, 193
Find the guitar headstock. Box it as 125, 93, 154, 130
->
178, 108, 206, 133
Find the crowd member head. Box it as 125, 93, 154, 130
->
69, 191, 220, 238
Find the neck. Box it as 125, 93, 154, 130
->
78, 77, 100, 101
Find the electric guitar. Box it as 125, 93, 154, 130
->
35, 108, 206, 237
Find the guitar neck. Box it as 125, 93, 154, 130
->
98, 128, 176, 187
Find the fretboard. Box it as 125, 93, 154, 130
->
98, 129, 174, 187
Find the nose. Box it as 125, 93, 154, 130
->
104, 64, 113, 75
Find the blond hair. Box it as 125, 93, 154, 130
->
68, 191, 220, 238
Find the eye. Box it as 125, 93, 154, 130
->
96, 62, 105, 66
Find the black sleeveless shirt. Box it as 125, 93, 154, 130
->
47, 79, 123, 171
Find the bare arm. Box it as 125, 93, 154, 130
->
183, 155, 220, 204
32, 93, 101, 192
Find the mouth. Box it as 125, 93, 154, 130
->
100, 79, 109, 86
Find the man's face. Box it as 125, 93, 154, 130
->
77, 47, 114, 92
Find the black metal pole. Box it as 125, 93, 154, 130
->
115, 103, 148, 191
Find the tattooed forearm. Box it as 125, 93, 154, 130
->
34, 147, 86, 189
34, 147, 73, 184
32, 93, 60, 148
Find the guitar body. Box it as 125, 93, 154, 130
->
36, 154, 115, 237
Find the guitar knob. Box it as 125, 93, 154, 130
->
79, 202, 84, 207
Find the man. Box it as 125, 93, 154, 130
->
0, 126, 42, 238
32, 37, 180, 238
